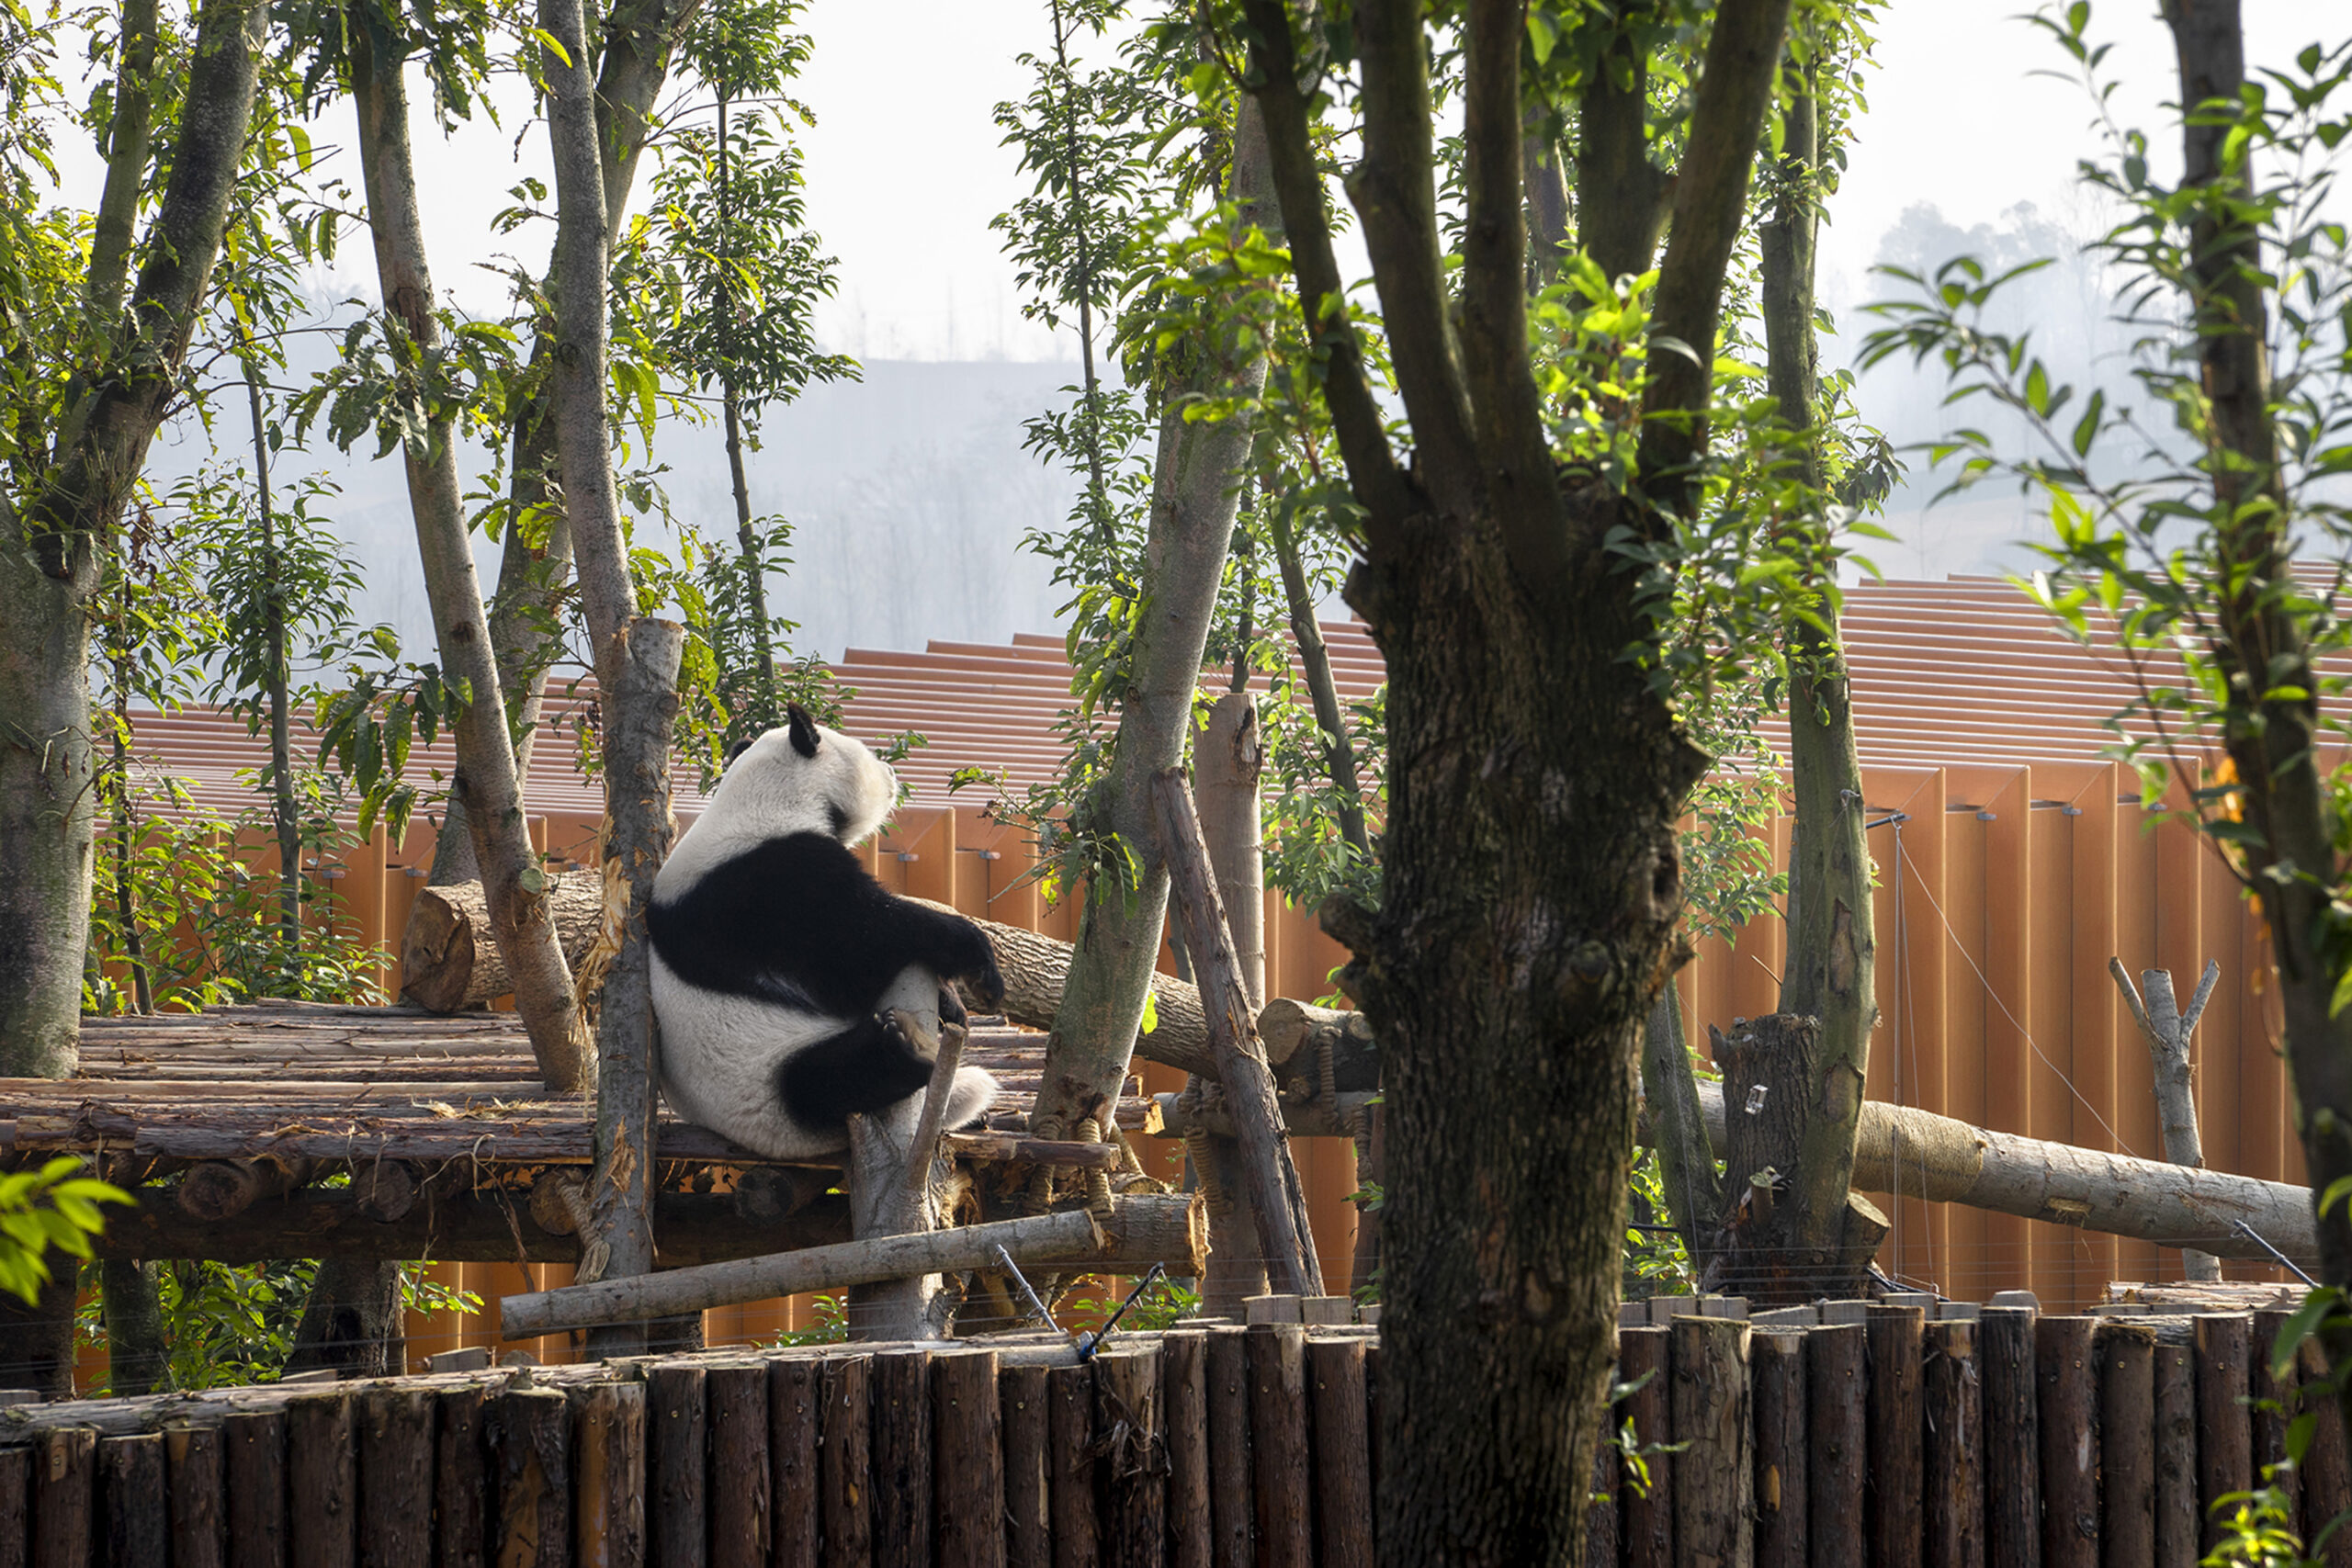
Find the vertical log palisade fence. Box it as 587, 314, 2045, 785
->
0, 1326, 1381, 1568
1594, 1302, 2352, 1568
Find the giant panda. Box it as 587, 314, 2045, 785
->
647, 705, 1005, 1160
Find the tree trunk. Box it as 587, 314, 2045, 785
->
247, 364, 302, 973
350, 27, 586, 1091
1241, 0, 1793, 1557
0, 1269, 80, 1398
100, 1259, 166, 1397
2111, 960, 2222, 1280
0, 0, 269, 1077
1193, 693, 1271, 1312
1030, 103, 1275, 1143
1642, 986, 1724, 1271
286, 1259, 405, 1379
1758, 51, 1876, 1269
1267, 507, 1370, 858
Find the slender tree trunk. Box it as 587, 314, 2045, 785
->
1029, 103, 1276, 1143
109, 628, 152, 1014
62, 0, 160, 421
0, 0, 268, 1077
1269, 505, 1370, 858
1193, 692, 1270, 1310
1761, 45, 1875, 1269
247, 363, 301, 974
2155, 0, 2352, 1455
1048, 0, 1113, 544
350, 26, 586, 1089
714, 86, 782, 717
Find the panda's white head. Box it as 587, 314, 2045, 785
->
667, 707, 899, 883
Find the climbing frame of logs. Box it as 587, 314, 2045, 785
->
0, 1325, 1380, 1567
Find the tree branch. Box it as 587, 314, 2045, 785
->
1574, 26, 1672, 285
1460, 0, 1568, 596
1345, 0, 1476, 490
1636, 0, 1795, 514
1237, 0, 1416, 534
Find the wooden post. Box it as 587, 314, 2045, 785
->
1046, 1361, 1099, 1567
1804, 1322, 1864, 1568
570, 1382, 646, 1568
0, 1449, 26, 1568
871, 1349, 933, 1566
845, 996, 964, 1343
166, 1426, 227, 1568
1752, 1330, 1806, 1568
1245, 1325, 1313, 1568
1980, 1308, 2041, 1568
1922, 1321, 1983, 1568
31, 1427, 94, 1568
1096, 1348, 1165, 1568
1153, 770, 1322, 1297
1672, 1314, 1752, 1568
2252, 1310, 2301, 1529
287, 1393, 356, 1568
819, 1357, 872, 1568
999, 1362, 1051, 1568
1193, 692, 1273, 1314
933, 1350, 1005, 1568
2154, 1342, 2199, 1568
225, 1411, 286, 1568
358, 1387, 434, 1568
2194, 1314, 2253, 1558
434, 1388, 488, 1568
707, 1363, 770, 1568
769, 1359, 821, 1568
99, 1434, 166, 1568
582, 617, 684, 1359
485, 1388, 570, 1568
1306, 1337, 1374, 1568
2098, 1323, 2156, 1568
1867, 1305, 1925, 1568
2296, 1337, 2352, 1568
1160, 1332, 1212, 1568
2109, 959, 2222, 1280
649, 1363, 707, 1568
1620, 1325, 1673, 1568
2037, 1315, 2098, 1568
1204, 1326, 1253, 1568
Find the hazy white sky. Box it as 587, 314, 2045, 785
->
274, 0, 2338, 366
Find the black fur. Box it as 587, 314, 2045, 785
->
776, 1011, 938, 1123
787, 705, 820, 759
648, 832, 1004, 1021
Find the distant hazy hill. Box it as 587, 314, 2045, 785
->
143, 349, 1084, 663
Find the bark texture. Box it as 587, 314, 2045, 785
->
1240, 1, 1792, 1557
350, 28, 584, 1090
0, 0, 268, 1077
2111, 960, 2222, 1280
1030, 104, 1276, 1143
285, 1258, 405, 1379
400, 873, 606, 1010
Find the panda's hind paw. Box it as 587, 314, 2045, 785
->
878, 1007, 942, 1066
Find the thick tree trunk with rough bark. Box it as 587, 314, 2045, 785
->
1031, 106, 1275, 1144
1241, 1, 1792, 1558
101, 1259, 166, 1397
286, 1259, 405, 1379
0, 0, 268, 1077
351, 29, 586, 1091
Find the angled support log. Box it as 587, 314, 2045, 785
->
2110, 957, 2222, 1280
497, 1207, 1108, 1338
1150, 768, 1323, 1298
845, 985, 966, 1342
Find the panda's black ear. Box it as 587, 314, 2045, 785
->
786, 704, 820, 760
723, 739, 754, 771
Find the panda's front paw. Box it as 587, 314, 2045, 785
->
879, 1007, 941, 1066
960, 953, 1006, 1014
936, 984, 968, 1029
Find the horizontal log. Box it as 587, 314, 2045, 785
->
1256, 1000, 1378, 1094
400, 876, 606, 1012
1684, 1083, 2316, 1264
85, 1187, 853, 1266
939, 1133, 1118, 1168
499, 1209, 1108, 1338
1144, 1092, 1378, 1141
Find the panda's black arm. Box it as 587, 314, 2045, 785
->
854, 885, 1001, 996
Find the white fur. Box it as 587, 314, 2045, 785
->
651, 718, 995, 1160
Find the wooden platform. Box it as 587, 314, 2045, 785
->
0, 999, 1141, 1172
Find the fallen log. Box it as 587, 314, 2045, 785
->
399, 874, 606, 1012
498, 1207, 1108, 1338
1255, 999, 1377, 1090
1683, 1081, 2317, 1265
1146, 1093, 1378, 1142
